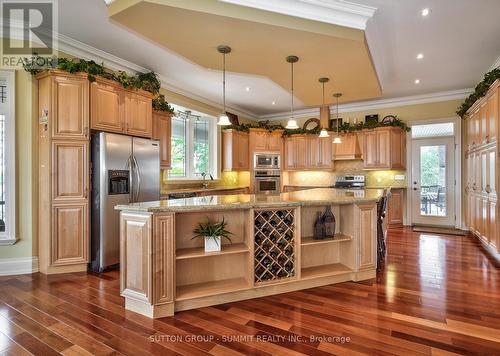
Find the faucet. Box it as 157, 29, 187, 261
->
201, 172, 214, 188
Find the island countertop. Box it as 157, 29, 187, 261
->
116, 188, 383, 213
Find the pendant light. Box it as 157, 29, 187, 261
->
285, 55, 299, 129
217, 45, 232, 126
318, 77, 330, 138
333, 93, 342, 144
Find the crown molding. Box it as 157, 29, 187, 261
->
218, 0, 376, 30
260, 88, 473, 121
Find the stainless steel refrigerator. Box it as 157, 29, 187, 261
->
91, 132, 160, 272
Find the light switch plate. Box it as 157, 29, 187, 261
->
394, 174, 406, 181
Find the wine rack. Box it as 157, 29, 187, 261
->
254, 209, 295, 283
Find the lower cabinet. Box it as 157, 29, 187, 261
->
387, 188, 404, 226
51, 203, 89, 266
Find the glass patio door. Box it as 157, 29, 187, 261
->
411, 137, 455, 226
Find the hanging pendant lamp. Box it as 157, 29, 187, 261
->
285, 55, 299, 129
217, 45, 232, 126
318, 77, 330, 138
333, 93, 342, 144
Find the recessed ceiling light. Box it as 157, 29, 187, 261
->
245, 87, 251, 92
416, 53, 424, 59
421, 8, 430, 16
415, 79, 421, 84
272, 101, 276, 105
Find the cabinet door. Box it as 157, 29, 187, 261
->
125, 93, 153, 138
284, 137, 297, 170
388, 189, 404, 226
363, 131, 378, 168
479, 103, 488, 144
377, 130, 391, 168
308, 136, 319, 168
357, 203, 377, 271
296, 137, 309, 169
51, 202, 88, 265
267, 133, 282, 151
155, 114, 171, 169
390, 129, 406, 169
51, 141, 88, 202
237, 132, 249, 170
488, 200, 497, 247
318, 136, 333, 169
51, 75, 89, 139
90, 81, 124, 133
253, 131, 267, 151
473, 109, 480, 146
488, 90, 498, 143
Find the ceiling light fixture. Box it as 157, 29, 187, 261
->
416, 53, 424, 59
318, 77, 330, 138
333, 93, 342, 144
272, 101, 276, 105
285, 55, 299, 130
216, 45, 232, 126
245, 87, 251, 92
421, 8, 430, 16
415, 79, 420, 84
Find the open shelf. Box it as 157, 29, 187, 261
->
176, 277, 249, 301
301, 263, 352, 280
301, 235, 352, 246
176, 243, 249, 260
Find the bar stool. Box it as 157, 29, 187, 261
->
377, 188, 391, 271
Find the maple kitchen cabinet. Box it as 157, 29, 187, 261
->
464, 79, 499, 256
362, 127, 406, 170
36, 71, 90, 274
222, 129, 250, 171
284, 135, 333, 171
152, 111, 173, 169
90, 77, 153, 138
249, 128, 283, 152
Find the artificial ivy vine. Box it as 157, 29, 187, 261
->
223, 116, 410, 137
457, 66, 500, 118
23, 55, 174, 113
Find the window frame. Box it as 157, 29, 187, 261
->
168, 114, 218, 181
0, 70, 16, 245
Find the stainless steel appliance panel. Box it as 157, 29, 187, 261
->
132, 137, 160, 202
254, 153, 280, 169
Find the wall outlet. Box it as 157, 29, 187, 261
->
394, 174, 406, 181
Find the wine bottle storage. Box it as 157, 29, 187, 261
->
254, 209, 295, 283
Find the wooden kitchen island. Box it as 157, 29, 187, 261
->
116, 188, 382, 318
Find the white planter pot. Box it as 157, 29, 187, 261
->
204, 236, 221, 253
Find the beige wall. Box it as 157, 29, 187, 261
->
275, 99, 463, 127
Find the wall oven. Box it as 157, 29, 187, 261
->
254, 153, 280, 170
254, 170, 281, 194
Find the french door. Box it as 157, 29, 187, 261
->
411, 137, 455, 226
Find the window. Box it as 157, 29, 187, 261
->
412, 122, 454, 138
169, 107, 217, 180
0, 71, 15, 245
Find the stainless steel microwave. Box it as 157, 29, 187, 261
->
254, 153, 280, 169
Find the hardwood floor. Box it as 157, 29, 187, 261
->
0, 227, 499, 355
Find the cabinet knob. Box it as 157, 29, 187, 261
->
485, 185, 491, 194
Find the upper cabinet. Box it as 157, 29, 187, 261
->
284, 135, 333, 171
249, 128, 283, 152
152, 111, 172, 169
222, 129, 250, 171
362, 127, 406, 170
332, 133, 362, 160
90, 77, 153, 138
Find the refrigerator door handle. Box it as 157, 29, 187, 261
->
132, 155, 141, 202
127, 155, 134, 203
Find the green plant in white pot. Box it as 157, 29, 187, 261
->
192, 217, 233, 253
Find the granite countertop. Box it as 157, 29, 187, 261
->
116, 188, 383, 213
160, 185, 249, 195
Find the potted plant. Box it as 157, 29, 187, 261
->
192, 217, 233, 253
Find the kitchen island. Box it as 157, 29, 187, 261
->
116, 188, 382, 318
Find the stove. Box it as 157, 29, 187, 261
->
333, 175, 365, 189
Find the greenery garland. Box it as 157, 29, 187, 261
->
224, 116, 410, 136
23, 55, 174, 114
457, 66, 500, 118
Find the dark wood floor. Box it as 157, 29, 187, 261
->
1, 228, 499, 355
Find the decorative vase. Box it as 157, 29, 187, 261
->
323, 206, 336, 238
204, 236, 221, 252
314, 211, 325, 240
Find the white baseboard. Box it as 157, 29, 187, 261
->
0, 256, 39, 276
